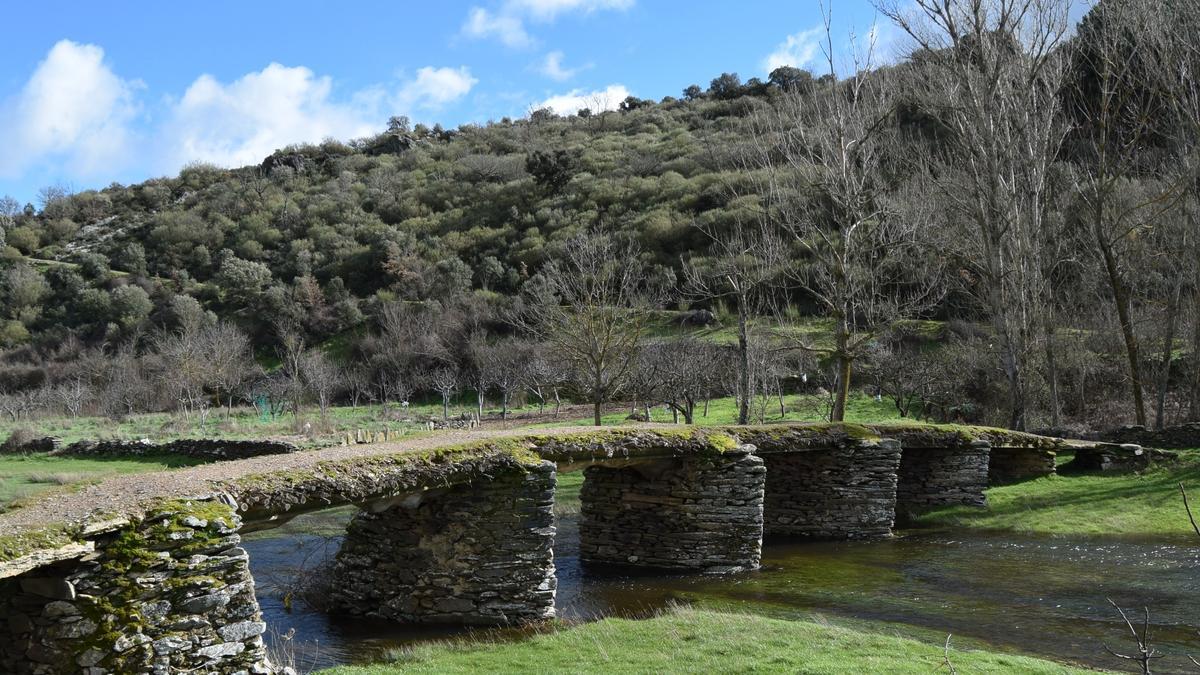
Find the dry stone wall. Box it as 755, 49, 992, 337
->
328, 461, 557, 625
0, 497, 270, 675
895, 441, 990, 513
58, 439, 299, 461
578, 450, 765, 574
1070, 443, 1176, 472
761, 440, 901, 539
1093, 423, 1200, 449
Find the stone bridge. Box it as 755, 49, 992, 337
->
0, 423, 1061, 674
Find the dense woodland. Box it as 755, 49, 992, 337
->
1, 0, 1199, 433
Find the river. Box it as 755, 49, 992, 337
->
242, 500, 1200, 673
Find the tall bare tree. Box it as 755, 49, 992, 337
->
878, 0, 1072, 430
748, 13, 941, 422
684, 220, 783, 425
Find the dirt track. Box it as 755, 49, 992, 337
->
0, 425, 605, 538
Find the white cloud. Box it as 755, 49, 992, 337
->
161, 63, 378, 169
161, 63, 477, 170
0, 40, 139, 178
538, 51, 582, 81
536, 84, 629, 115
462, 0, 632, 48
510, 0, 634, 21
463, 7, 532, 48
763, 26, 825, 73
394, 66, 479, 109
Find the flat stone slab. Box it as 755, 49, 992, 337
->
0, 543, 94, 580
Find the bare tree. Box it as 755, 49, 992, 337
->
522, 344, 565, 416
518, 231, 662, 426
683, 220, 783, 425
877, 0, 1073, 430
55, 377, 88, 419
648, 338, 725, 424
300, 350, 344, 420
202, 321, 255, 415
345, 365, 375, 408
748, 12, 941, 421
275, 322, 307, 417
429, 367, 459, 420
1066, 0, 1184, 427
863, 331, 943, 418
476, 339, 527, 420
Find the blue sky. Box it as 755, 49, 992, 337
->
0, 1, 897, 204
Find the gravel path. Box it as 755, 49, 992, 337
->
0, 426, 602, 537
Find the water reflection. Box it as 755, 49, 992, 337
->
243, 509, 1200, 673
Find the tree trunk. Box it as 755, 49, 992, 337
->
832, 320, 852, 422
1099, 236, 1147, 426
593, 401, 602, 426
1192, 287, 1200, 421
737, 301, 751, 425
476, 388, 484, 420
1044, 318, 1061, 429
1155, 281, 1182, 430
442, 395, 449, 420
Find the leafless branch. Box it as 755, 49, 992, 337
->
1182, 483, 1200, 538
1102, 598, 1161, 675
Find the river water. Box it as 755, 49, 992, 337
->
243, 505, 1200, 673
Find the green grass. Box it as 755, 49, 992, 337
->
318, 606, 1094, 674
0, 453, 205, 510
0, 401, 472, 447
535, 393, 904, 428
917, 450, 1200, 538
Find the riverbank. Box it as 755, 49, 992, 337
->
916, 450, 1200, 537
317, 606, 1096, 674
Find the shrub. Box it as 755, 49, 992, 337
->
1, 427, 40, 454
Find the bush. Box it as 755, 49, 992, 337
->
1, 427, 41, 454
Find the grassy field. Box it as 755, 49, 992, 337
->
0, 404, 451, 447
0, 453, 205, 511
916, 450, 1200, 538
537, 392, 903, 428
318, 605, 1094, 674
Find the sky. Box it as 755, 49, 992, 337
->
0, 0, 901, 204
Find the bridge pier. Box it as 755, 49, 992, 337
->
0, 497, 270, 675
578, 449, 765, 574
328, 460, 557, 625
761, 439, 901, 539
895, 440, 990, 513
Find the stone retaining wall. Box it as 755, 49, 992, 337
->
895, 440, 990, 513
578, 450, 765, 574
58, 438, 300, 461
1070, 443, 1176, 472
0, 497, 270, 674
761, 440, 901, 539
0, 436, 59, 455
1093, 423, 1200, 449
328, 461, 557, 625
